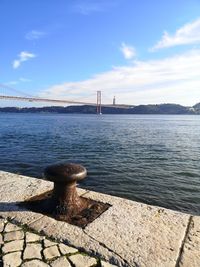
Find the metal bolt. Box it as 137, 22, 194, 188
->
44, 163, 87, 218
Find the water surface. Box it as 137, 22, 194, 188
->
0, 113, 200, 215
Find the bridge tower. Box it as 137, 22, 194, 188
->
113, 96, 116, 106
96, 91, 102, 114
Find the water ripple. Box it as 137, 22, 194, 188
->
0, 113, 200, 215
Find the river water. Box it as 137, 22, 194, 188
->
0, 113, 200, 215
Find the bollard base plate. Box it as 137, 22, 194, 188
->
19, 190, 111, 228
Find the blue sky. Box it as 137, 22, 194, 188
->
1, 0, 200, 106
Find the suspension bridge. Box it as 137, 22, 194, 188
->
0, 83, 133, 113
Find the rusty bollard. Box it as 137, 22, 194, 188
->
44, 163, 88, 218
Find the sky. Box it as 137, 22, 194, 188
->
1, 0, 200, 106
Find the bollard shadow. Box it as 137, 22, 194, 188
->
0, 201, 29, 212
0, 192, 111, 229
20, 191, 111, 229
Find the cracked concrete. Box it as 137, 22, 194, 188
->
0, 171, 200, 267
178, 216, 200, 267
82, 229, 129, 266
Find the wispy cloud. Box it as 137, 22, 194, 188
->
12, 51, 36, 69
120, 42, 136, 59
73, 3, 102, 15
25, 30, 46, 40
5, 81, 19, 86
19, 77, 32, 82
151, 18, 200, 51
72, 0, 117, 15
40, 49, 200, 106
5, 77, 32, 86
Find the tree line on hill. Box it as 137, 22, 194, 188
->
0, 103, 200, 114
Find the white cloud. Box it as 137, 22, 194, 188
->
20, 51, 36, 61
152, 18, 200, 50
12, 51, 36, 69
25, 30, 46, 40
120, 42, 136, 59
13, 60, 20, 69
40, 49, 200, 106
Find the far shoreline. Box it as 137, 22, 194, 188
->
0, 102, 200, 115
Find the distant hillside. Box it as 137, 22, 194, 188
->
128, 104, 191, 114
0, 103, 200, 114
193, 102, 200, 110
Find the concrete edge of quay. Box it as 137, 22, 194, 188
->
0, 170, 199, 267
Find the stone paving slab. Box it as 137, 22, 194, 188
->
2, 239, 24, 253
4, 229, 24, 241
3, 251, 22, 267
43, 245, 61, 260
51, 256, 71, 267
0, 171, 199, 267
26, 231, 43, 242
0, 217, 117, 267
84, 190, 190, 267
24, 243, 43, 259
69, 254, 97, 267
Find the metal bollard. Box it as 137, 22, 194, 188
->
44, 163, 88, 218
21, 162, 110, 228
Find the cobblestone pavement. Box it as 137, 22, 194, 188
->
0, 218, 117, 267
